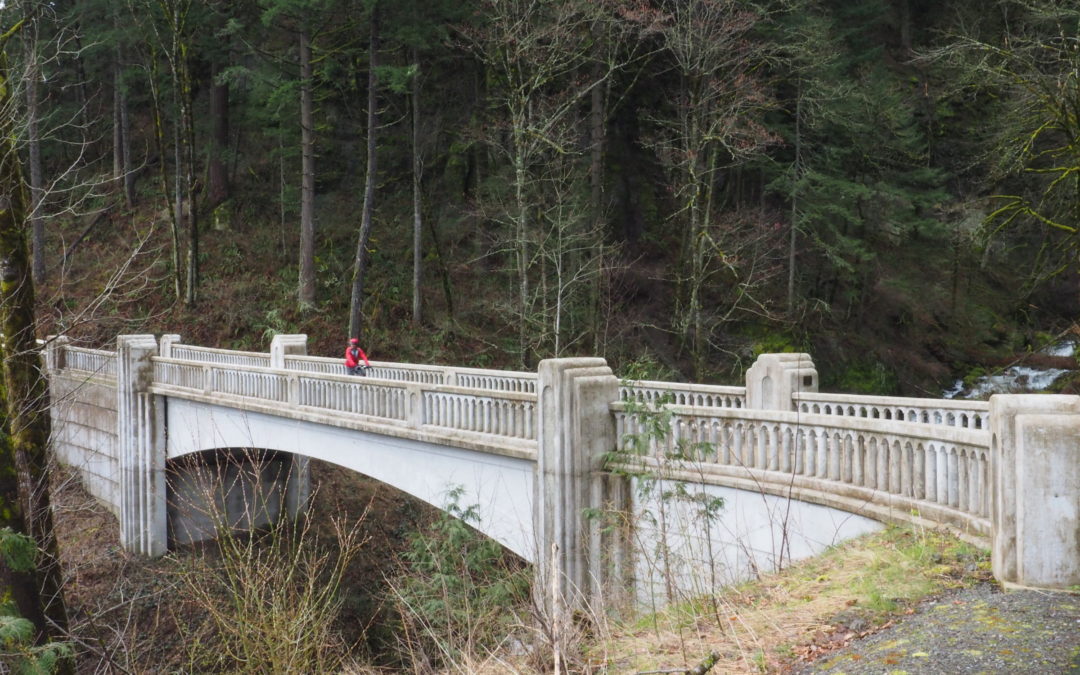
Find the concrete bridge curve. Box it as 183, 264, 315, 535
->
42, 333, 1080, 618
164, 396, 537, 559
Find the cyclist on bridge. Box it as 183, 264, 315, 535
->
344, 337, 371, 376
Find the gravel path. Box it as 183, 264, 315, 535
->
796, 584, 1080, 674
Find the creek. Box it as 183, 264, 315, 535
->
943, 339, 1077, 399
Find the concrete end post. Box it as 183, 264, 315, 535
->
44, 334, 69, 372
535, 358, 629, 620
116, 334, 166, 557
269, 334, 310, 518
989, 394, 1080, 590
159, 334, 181, 358
269, 334, 308, 369
745, 353, 818, 410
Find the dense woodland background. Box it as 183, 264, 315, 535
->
1, 1, 1079, 670
11, 0, 1080, 393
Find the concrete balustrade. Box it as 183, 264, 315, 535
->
612, 404, 992, 541
281, 353, 538, 392
43, 335, 1080, 611
620, 379, 746, 408
63, 346, 118, 378
794, 392, 990, 430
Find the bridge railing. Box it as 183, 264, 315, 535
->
792, 392, 990, 430
620, 379, 746, 408
169, 344, 272, 369
611, 401, 991, 538
151, 358, 537, 444
281, 354, 537, 393
62, 346, 117, 379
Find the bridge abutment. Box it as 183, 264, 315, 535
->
990, 394, 1080, 590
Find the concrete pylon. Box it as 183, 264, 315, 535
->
116, 334, 167, 557
535, 358, 630, 621
44, 334, 69, 372
745, 353, 817, 410
159, 333, 181, 358
989, 394, 1080, 590
269, 334, 311, 518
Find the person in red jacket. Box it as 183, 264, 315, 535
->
344, 337, 371, 376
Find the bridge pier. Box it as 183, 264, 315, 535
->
535, 358, 631, 620
270, 334, 311, 519
116, 335, 167, 556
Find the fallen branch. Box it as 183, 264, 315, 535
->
636, 652, 721, 675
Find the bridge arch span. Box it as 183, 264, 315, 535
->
165, 397, 538, 561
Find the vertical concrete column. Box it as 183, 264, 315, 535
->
43, 334, 69, 372
116, 334, 167, 557
745, 353, 817, 411
989, 394, 1080, 590
535, 358, 630, 619
159, 333, 181, 358
269, 334, 310, 518
269, 333, 308, 369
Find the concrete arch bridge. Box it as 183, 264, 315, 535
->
43, 334, 1080, 615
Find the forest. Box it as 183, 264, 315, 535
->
1, 0, 1078, 393
0, 0, 1078, 671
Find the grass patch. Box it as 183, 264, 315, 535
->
590, 525, 990, 674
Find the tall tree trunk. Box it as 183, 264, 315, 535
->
26, 34, 44, 286
148, 48, 183, 300
349, 6, 379, 341
119, 54, 135, 208
588, 60, 605, 353
787, 88, 801, 315
298, 29, 316, 309
208, 61, 230, 210
0, 27, 70, 645
113, 59, 123, 186
177, 19, 198, 306
411, 47, 423, 325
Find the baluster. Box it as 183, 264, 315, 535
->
898, 442, 911, 496
840, 434, 853, 483
924, 444, 937, 502
817, 430, 829, 478
957, 449, 970, 511
913, 443, 925, 499
852, 434, 864, 485
780, 426, 793, 473
875, 438, 888, 491
767, 424, 779, 471
794, 429, 805, 475
754, 424, 767, 468
828, 432, 841, 480
947, 448, 959, 507
936, 444, 949, 504
804, 430, 816, 476
979, 450, 990, 516
968, 449, 981, 515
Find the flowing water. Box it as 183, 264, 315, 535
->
943, 339, 1077, 399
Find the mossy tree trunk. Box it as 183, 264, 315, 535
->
0, 20, 70, 645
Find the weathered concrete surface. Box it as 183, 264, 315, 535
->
49, 372, 119, 513
632, 479, 883, 606
164, 397, 537, 560
745, 352, 818, 411
990, 394, 1080, 590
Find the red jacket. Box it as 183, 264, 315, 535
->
344, 345, 370, 368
